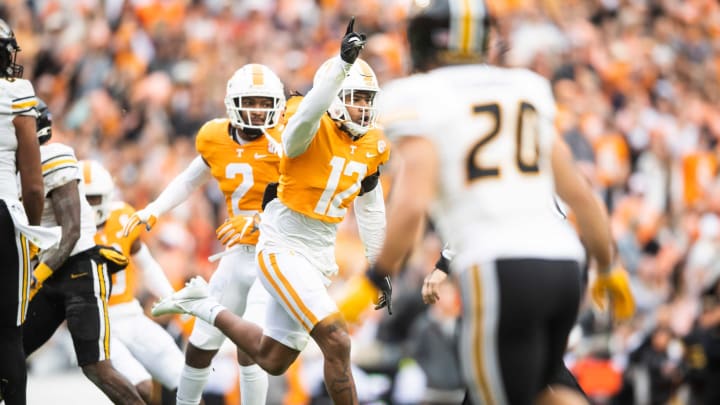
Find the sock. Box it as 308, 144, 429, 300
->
239, 364, 269, 405
176, 365, 211, 405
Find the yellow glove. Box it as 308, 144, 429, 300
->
97, 245, 130, 274
216, 214, 260, 247
591, 267, 635, 321
122, 209, 157, 237
29, 262, 54, 301
29, 242, 39, 261
336, 274, 378, 324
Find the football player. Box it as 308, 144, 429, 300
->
364, 1, 621, 404
122, 63, 285, 405
151, 18, 388, 404
0, 18, 46, 405
79, 159, 183, 403
23, 100, 144, 404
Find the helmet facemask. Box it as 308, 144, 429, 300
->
224, 64, 286, 140
225, 95, 284, 139
334, 88, 378, 140
36, 99, 52, 145
0, 19, 23, 79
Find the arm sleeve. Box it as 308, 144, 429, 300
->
10, 79, 38, 116
353, 184, 386, 263
282, 57, 352, 158
145, 156, 211, 216
132, 243, 175, 298
41, 145, 81, 195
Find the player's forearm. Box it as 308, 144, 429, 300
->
374, 189, 426, 273
283, 57, 350, 158
354, 186, 386, 263
44, 184, 81, 270
573, 197, 612, 271
147, 156, 210, 215
15, 115, 44, 224
133, 243, 174, 298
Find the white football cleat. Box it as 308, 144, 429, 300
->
151, 276, 224, 323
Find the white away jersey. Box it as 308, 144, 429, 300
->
39, 143, 96, 255
377, 65, 584, 266
0, 78, 38, 201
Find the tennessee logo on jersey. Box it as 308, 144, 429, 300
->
278, 96, 390, 223
95, 201, 141, 306
195, 118, 281, 245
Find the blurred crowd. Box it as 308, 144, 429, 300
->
4, 0, 720, 403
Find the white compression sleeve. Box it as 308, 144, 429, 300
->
132, 243, 174, 298
353, 184, 386, 264
239, 364, 269, 405
282, 57, 352, 158
146, 156, 211, 216
176, 365, 211, 405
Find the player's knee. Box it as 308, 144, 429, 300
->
262, 358, 292, 376
237, 347, 255, 367
317, 323, 351, 360
80, 361, 104, 383
185, 343, 217, 368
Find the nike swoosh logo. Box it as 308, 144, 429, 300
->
71, 272, 88, 279
366, 153, 376, 158
254, 153, 268, 159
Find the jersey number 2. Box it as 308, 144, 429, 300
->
466, 102, 540, 182
226, 163, 255, 216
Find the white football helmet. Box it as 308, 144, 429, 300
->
314, 57, 380, 139
79, 160, 114, 226
225, 64, 286, 131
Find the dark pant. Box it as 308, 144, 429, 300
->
0, 199, 31, 405
23, 249, 113, 366
0, 325, 27, 405
459, 258, 581, 405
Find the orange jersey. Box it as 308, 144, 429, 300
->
195, 118, 282, 245
95, 201, 142, 306
278, 96, 390, 223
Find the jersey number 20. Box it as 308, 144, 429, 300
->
466, 102, 540, 182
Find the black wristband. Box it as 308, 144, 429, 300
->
366, 265, 390, 289
435, 254, 451, 274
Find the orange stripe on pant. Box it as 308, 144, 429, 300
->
257, 252, 312, 331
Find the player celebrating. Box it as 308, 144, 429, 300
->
152, 18, 389, 405
122, 63, 285, 405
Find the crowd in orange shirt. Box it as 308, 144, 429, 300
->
6, 0, 720, 402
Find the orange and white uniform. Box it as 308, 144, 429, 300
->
139, 119, 280, 352
257, 57, 390, 350
94, 200, 183, 389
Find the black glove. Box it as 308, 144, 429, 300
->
366, 266, 393, 315
340, 17, 367, 64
